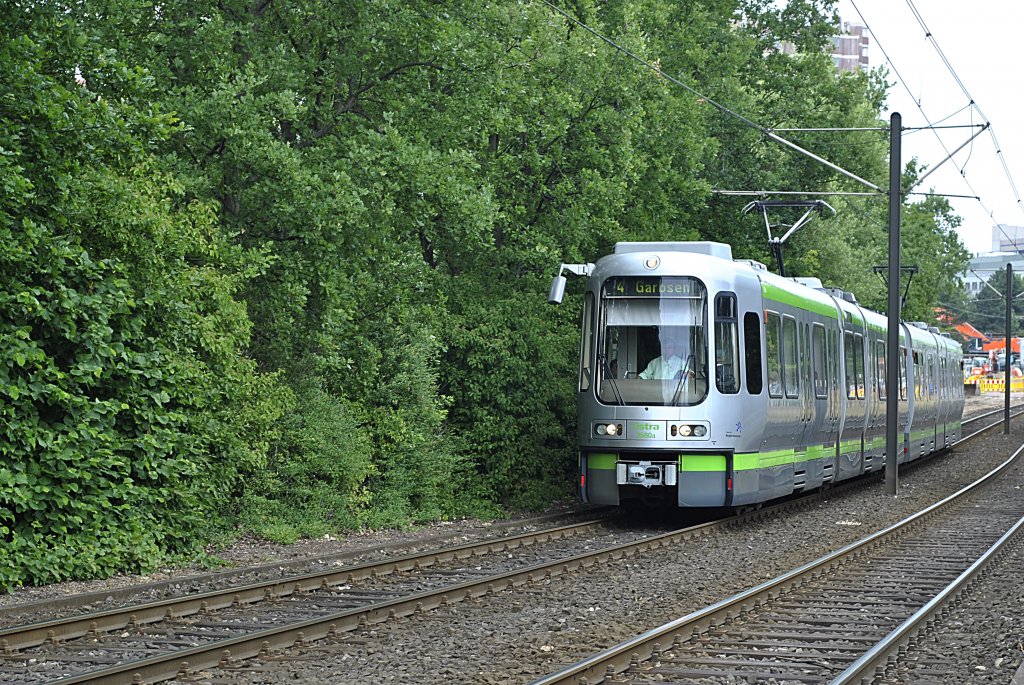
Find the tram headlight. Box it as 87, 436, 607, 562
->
670, 423, 709, 439
594, 423, 620, 436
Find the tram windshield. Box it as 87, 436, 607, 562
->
597, 277, 708, 406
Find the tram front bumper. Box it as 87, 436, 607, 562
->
616, 462, 678, 488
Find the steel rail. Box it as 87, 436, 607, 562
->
962, 401, 1023, 429
829, 513, 1024, 684
0, 518, 612, 651
528, 440, 1024, 685
37, 515, 767, 685
0, 506, 612, 617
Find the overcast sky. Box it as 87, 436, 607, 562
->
834, 0, 1024, 256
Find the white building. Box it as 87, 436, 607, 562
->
991, 224, 1024, 253
960, 225, 1024, 298
963, 252, 1024, 298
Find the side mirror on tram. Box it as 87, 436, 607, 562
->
547, 262, 594, 304
548, 275, 567, 304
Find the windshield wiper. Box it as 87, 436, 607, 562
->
670, 355, 695, 406
598, 353, 624, 405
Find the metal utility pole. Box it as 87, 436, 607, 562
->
1006, 264, 1013, 433
885, 113, 901, 496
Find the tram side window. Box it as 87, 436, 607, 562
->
829, 329, 840, 399
854, 334, 865, 399
766, 312, 783, 398
932, 354, 940, 397
580, 292, 594, 391
743, 313, 763, 395
900, 347, 908, 400
804, 323, 812, 397
930, 355, 937, 398
812, 324, 826, 398
844, 331, 865, 400
917, 352, 925, 401
844, 332, 856, 399
715, 294, 740, 394
783, 316, 798, 399
874, 340, 886, 400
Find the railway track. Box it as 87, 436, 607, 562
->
0, 402, 1017, 684
0, 503, 794, 685
0, 516, 639, 684
530, 434, 1024, 684
0, 506, 610, 626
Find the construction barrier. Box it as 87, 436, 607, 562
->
975, 378, 1024, 393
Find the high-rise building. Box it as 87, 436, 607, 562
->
991, 224, 1024, 254
832, 23, 869, 72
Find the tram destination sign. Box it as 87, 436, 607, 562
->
603, 276, 701, 298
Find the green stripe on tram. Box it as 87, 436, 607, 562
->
760, 282, 839, 319
802, 444, 827, 461
839, 439, 860, 455
679, 454, 727, 472
587, 419, 964, 477
734, 450, 790, 470
587, 453, 617, 470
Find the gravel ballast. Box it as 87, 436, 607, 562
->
3, 393, 1023, 684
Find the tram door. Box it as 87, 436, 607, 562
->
838, 329, 867, 479
811, 323, 836, 443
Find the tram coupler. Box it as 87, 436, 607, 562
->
616, 461, 678, 488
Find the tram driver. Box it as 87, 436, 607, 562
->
639, 332, 694, 381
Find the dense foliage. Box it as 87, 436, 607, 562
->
1, 0, 970, 588
0, 8, 284, 587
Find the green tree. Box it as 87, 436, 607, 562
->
77, 0, 498, 526
60, 0, 966, 526
897, 193, 970, 323
0, 9, 282, 588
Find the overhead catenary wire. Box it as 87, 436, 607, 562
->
850, 0, 978, 194
851, 0, 1024, 250
905, 0, 1024, 217
534, 0, 882, 194
938, 300, 1019, 327
713, 190, 879, 197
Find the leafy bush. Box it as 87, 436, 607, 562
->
237, 378, 374, 540
0, 222, 213, 585
0, 19, 283, 589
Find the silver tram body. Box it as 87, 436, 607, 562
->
553, 241, 964, 508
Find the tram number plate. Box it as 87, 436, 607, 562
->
627, 420, 665, 440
